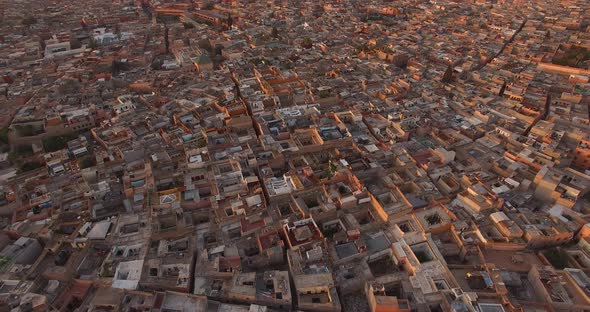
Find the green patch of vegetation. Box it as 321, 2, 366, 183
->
155, 13, 180, 23
183, 22, 195, 29
0, 127, 9, 145
196, 138, 207, 148
543, 248, 568, 269
14, 124, 41, 137
43, 134, 77, 152
306, 198, 319, 208
8, 145, 33, 164
192, 16, 214, 26
151, 59, 162, 70
318, 170, 331, 180
251, 57, 270, 66
426, 213, 442, 226
322, 228, 338, 239
355, 44, 373, 53
338, 185, 349, 194
442, 64, 454, 83
398, 223, 410, 232
552, 45, 590, 68
18, 161, 44, 173
21, 15, 37, 26
414, 250, 431, 263
0, 256, 10, 270
79, 156, 95, 169
0, 128, 9, 153
301, 37, 313, 49
361, 13, 384, 22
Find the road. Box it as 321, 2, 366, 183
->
469, 18, 528, 72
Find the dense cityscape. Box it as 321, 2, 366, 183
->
0, 0, 589, 311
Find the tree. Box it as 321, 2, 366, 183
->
426, 213, 442, 226
9, 145, 34, 165
393, 53, 409, 69
414, 250, 431, 263
213, 54, 226, 69
79, 156, 95, 169
112, 60, 119, 75
399, 223, 410, 232
14, 125, 36, 137
164, 26, 170, 54
202, 2, 214, 10
198, 39, 212, 52
18, 161, 44, 174
22, 15, 37, 26
302, 37, 312, 49
227, 13, 233, 28
88, 36, 98, 49
0, 128, 9, 145
183, 22, 195, 29
70, 37, 82, 49
214, 44, 224, 56
442, 64, 453, 83
151, 59, 162, 70
543, 248, 568, 269
43, 135, 77, 152
271, 26, 279, 38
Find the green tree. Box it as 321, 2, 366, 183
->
426, 213, 441, 225
543, 248, 568, 269
271, 26, 279, 38
442, 64, 453, 83
18, 161, 44, 173
151, 59, 161, 70
164, 26, 169, 54
43, 135, 77, 152
214, 44, 224, 56
70, 37, 82, 49
394, 53, 409, 69
0, 128, 9, 145
8, 145, 34, 165
227, 13, 233, 28
88, 36, 98, 49
22, 15, 37, 26
79, 156, 95, 169
302, 37, 312, 49
198, 39, 212, 52
14, 125, 36, 137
